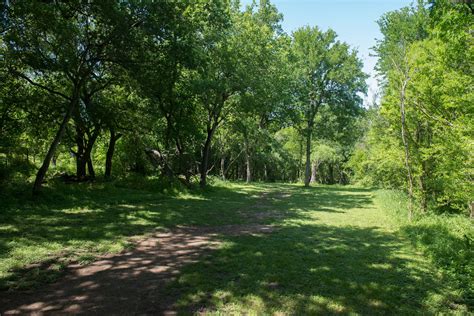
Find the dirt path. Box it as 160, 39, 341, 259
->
1, 189, 285, 315
1, 224, 275, 315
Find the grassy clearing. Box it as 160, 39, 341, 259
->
166, 184, 469, 314
0, 180, 471, 313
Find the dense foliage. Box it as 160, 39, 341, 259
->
350, 0, 473, 217
0, 0, 366, 192
1, 1, 471, 214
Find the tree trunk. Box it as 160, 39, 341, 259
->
304, 123, 312, 187
199, 125, 216, 188
298, 136, 303, 180
105, 130, 121, 179
75, 125, 87, 179
87, 155, 95, 179
328, 164, 335, 184
310, 161, 318, 183
76, 155, 87, 179
400, 78, 414, 221
244, 141, 252, 183
220, 156, 226, 181
245, 152, 251, 183
264, 163, 268, 181
33, 91, 79, 195
76, 128, 99, 180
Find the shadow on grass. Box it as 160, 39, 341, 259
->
0, 180, 414, 314
1, 226, 441, 314
259, 184, 375, 215
0, 182, 266, 290
401, 223, 473, 308
167, 224, 442, 314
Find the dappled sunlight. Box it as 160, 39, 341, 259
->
168, 224, 443, 314
0, 183, 461, 314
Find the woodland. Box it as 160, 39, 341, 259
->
0, 0, 473, 314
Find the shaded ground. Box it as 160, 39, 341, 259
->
0, 182, 465, 314
1, 225, 275, 315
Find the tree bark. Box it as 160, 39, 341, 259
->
75, 131, 86, 179
245, 151, 252, 183
220, 156, 226, 181
87, 156, 95, 179
76, 155, 87, 179
310, 161, 318, 183
400, 78, 415, 221
105, 130, 122, 179
244, 137, 252, 183
33, 90, 79, 195
76, 127, 100, 180
199, 125, 217, 188
304, 122, 313, 187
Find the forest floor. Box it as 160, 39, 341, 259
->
0, 181, 466, 314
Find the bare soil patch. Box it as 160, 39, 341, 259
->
1, 224, 274, 315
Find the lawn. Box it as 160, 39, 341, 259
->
0, 180, 468, 313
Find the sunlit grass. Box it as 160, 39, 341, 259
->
0, 180, 470, 313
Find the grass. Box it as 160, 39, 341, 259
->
0, 179, 471, 313
376, 190, 474, 309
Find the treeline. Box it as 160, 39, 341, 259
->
349, 0, 473, 216
0, 0, 366, 194
2, 0, 471, 217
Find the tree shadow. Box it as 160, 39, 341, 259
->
0, 182, 379, 291
166, 224, 444, 314
0, 182, 450, 314
265, 184, 376, 214
0, 182, 268, 290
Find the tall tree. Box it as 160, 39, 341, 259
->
290, 26, 367, 186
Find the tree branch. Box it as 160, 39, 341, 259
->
13, 71, 71, 101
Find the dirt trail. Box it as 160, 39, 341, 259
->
1, 224, 275, 315
0, 189, 291, 315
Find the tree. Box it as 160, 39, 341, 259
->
290, 26, 367, 187
4, 0, 141, 194
360, 0, 474, 216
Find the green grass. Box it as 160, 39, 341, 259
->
376, 189, 474, 309
0, 179, 266, 290
0, 180, 471, 313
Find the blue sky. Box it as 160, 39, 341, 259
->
241, 0, 414, 104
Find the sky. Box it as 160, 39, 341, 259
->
241, 0, 414, 105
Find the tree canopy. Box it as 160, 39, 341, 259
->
1, 0, 472, 218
